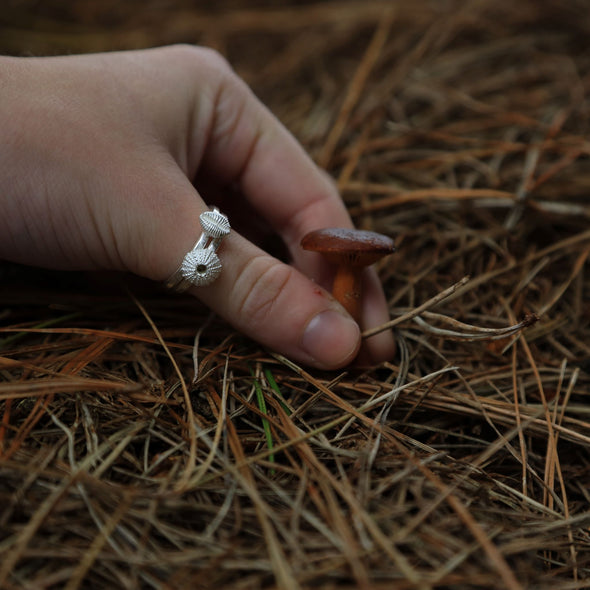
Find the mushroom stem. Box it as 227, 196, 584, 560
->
332, 266, 362, 321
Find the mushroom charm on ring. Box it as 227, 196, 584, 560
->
165, 207, 231, 292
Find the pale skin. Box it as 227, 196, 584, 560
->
1, 45, 395, 369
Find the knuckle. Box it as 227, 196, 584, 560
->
233, 256, 294, 326
211, 87, 250, 155
168, 44, 233, 75
195, 46, 233, 75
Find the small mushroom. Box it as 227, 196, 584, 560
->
301, 228, 395, 321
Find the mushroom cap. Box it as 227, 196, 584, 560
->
181, 247, 222, 286
200, 209, 231, 238
301, 228, 395, 267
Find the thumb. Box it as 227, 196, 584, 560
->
184, 227, 361, 369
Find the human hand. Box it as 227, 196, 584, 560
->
0, 45, 394, 369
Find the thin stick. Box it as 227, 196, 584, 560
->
362, 276, 470, 338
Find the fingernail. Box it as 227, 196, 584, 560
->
301, 310, 360, 368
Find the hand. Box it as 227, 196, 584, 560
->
0, 45, 395, 369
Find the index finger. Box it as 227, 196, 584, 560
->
195, 54, 353, 279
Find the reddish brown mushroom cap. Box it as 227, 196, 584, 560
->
301, 228, 395, 266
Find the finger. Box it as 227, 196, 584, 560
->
358, 270, 396, 364
191, 231, 361, 369
189, 52, 352, 278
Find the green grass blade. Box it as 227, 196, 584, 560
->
264, 368, 291, 415
249, 366, 275, 468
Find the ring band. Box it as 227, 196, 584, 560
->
165, 207, 230, 292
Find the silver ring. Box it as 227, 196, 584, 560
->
165, 207, 230, 292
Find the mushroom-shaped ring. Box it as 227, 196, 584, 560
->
165, 207, 230, 292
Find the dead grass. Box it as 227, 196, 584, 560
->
1, 1, 590, 588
